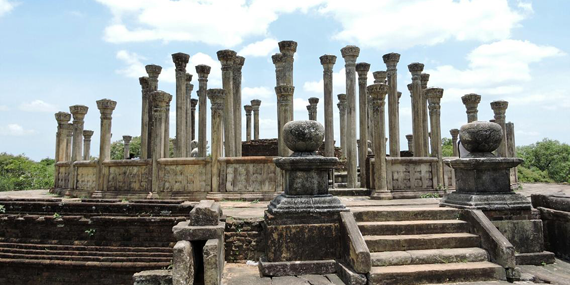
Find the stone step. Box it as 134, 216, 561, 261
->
0, 247, 172, 258
352, 207, 461, 222
0, 252, 171, 263
358, 220, 469, 235
365, 233, 480, 252
369, 261, 506, 285
329, 188, 371, 196
370, 247, 488, 267
0, 242, 172, 253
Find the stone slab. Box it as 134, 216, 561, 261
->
172, 241, 193, 285
189, 200, 222, 226
203, 238, 223, 285
258, 259, 337, 277
172, 221, 225, 241
133, 269, 173, 285
516, 251, 555, 265
441, 192, 531, 211
493, 220, 545, 254
335, 261, 366, 285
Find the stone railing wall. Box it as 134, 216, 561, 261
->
104, 160, 152, 193
75, 161, 97, 191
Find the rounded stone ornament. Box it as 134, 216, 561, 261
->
283, 120, 325, 152
459, 121, 503, 153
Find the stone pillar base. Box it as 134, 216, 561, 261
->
441, 192, 531, 210
370, 190, 393, 200
267, 194, 347, 214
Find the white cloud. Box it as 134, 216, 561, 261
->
96, 0, 323, 46
425, 40, 565, 102
242, 86, 272, 99
318, 0, 530, 50
116, 50, 147, 79
294, 98, 309, 112
0, 105, 9, 111
0, 0, 16, 17
0, 124, 35, 136
19, 100, 58, 113
239, 38, 278, 57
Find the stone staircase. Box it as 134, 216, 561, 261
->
352, 207, 506, 285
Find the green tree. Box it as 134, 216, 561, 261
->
0, 153, 54, 191
517, 139, 570, 183
110, 136, 174, 160
441, 137, 454, 157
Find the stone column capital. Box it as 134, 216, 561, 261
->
190, 98, 198, 108
308, 97, 319, 106
337, 93, 347, 104
397, 91, 402, 100
426, 87, 444, 103
70, 105, 88, 121
62, 123, 74, 132
406, 134, 413, 140
150, 91, 172, 108
278, 40, 298, 56
407, 83, 413, 92
207, 88, 226, 108
341, 45, 360, 63
420, 73, 430, 89
186, 83, 194, 93
251, 99, 261, 110
83, 130, 94, 139
450, 128, 459, 137
96, 99, 117, 119
145, 64, 162, 79
408, 62, 425, 75
382, 53, 401, 68
356, 62, 371, 76
275, 85, 295, 96
217, 49, 237, 69
171, 52, 190, 72
272, 53, 286, 65
55, 112, 71, 124
195, 65, 211, 78
123, 135, 132, 144
461, 93, 481, 106
373, 71, 387, 83
233, 55, 245, 70
139, 76, 150, 90
319, 54, 337, 69
185, 73, 193, 83
490, 100, 509, 114
367, 83, 388, 101
244, 105, 253, 113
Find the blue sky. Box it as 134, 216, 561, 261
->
0, 0, 569, 161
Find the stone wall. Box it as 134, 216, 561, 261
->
532, 194, 570, 261
242, 139, 279, 156
224, 217, 265, 263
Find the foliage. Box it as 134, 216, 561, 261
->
110, 136, 175, 160
0, 153, 54, 191
0, 205, 5, 213
441, 137, 454, 157
85, 228, 96, 237
517, 139, 570, 184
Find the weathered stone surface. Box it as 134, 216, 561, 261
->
534, 202, 570, 261
173, 241, 194, 285
172, 221, 225, 241
133, 270, 173, 285
493, 220, 545, 254
188, 200, 222, 226
282, 120, 325, 153
203, 238, 223, 285
339, 212, 370, 274
259, 259, 337, 277
335, 261, 366, 285
460, 121, 503, 156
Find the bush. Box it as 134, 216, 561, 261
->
517, 138, 570, 184
517, 166, 554, 183
110, 136, 175, 160
0, 153, 54, 191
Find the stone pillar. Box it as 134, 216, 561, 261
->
83, 130, 93, 160
320, 55, 336, 158
383, 53, 401, 158
190, 99, 198, 141
405, 134, 413, 152
233, 56, 245, 157
341, 45, 360, 188
123, 135, 132, 159
461, 94, 481, 123
251, 100, 261, 140
408, 63, 425, 157
506, 122, 518, 184
491, 100, 509, 157
149, 92, 171, 193
307, 97, 319, 121
70, 105, 88, 163
275, 85, 295, 157
421, 73, 430, 156
272, 53, 286, 152
368, 83, 391, 199
337, 94, 348, 159
185, 74, 194, 157
196, 65, 211, 157
450, 129, 459, 157
208, 89, 225, 193
172, 53, 190, 158
96, 99, 117, 192
356, 62, 370, 188
427, 87, 444, 186
139, 76, 150, 159
371, 71, 387, 152
65, 123, 73, 161
217, 50, 237, 157
278, 41, 297, 87
244, 105, 253, 141
145, 64, 163, 158
55, 112, 71, 162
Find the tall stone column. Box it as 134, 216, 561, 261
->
145, 64, 162, 158
185, 73, 194, 157
251, 100, 261, 140
272, 53, 286, 151
341, 45, 360, 188
506, 122, 516, 158
368, 83, 391, 199
320, 55, 336, 157
55, 112, 71, 162
96, 99, 117, 192
172, 53, 190, 157
405, 134, 413, 151
190, 99, 198, 141
123, 135, 132, 159
196, 65, 211, 157
244, 105, 253, 141
450, 129, 459, 157
408, 63, 425, 157
307, 97, 319, 121
421, 73, 430, 156
427, 87, 444, 186
279, 41, 297, 87
70, 105, 88, 163
356, 62, 370, 188
233, 56, 245, 157
461, 94, 481, 123
83, 130, 94, 160
275, 85, 295, 156
139, 77, 150, 159
208, 89, 225, 193
65, 123, 73, 161
490, 100, 509, 157
149, 92, 171, 193
383, 53, 401, 158
371, 71, 387, 151
337, 94, 348, 159
217, 50, 237, 157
